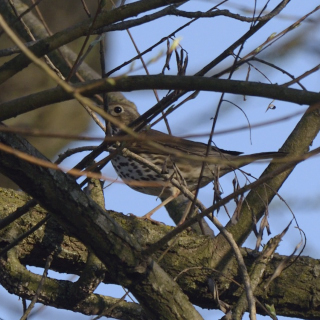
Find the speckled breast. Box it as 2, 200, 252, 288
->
111, 154, 173, 197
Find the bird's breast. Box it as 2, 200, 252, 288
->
111, 154, 173, 197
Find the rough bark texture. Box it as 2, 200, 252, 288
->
0, 130, 203, 320
1, 188, 320, 319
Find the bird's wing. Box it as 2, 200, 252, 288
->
127, 129, 243, 158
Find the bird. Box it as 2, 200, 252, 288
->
107, 101, 283, 223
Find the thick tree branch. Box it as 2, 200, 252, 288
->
223, 102, 320, 243
0, 75, 319, 121
0, 130, 202, 320
0, 188, 319, 319
0, 248, 144, 320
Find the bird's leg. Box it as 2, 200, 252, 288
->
176, 192, 207, 226
137, 188, 180, 224
137, 162, 185, 224
177, 199, 193, 225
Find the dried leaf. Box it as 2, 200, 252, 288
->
264, 221, 300, 289
170, 37, 183, 52
265, 100, 276, 112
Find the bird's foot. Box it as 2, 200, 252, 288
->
130, 213, 163, 225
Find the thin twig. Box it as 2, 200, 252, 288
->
0, 215, 50, 257
20, 254, 53, 320
0, 199, 36, 230
142, 146, 320, 257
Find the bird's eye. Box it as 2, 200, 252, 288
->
113, 106, 123, 114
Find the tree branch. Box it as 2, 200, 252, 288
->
0, 75, 319, 121
0, 188, 319, 319
0, 0, 185, 85
0, 129, 202, 320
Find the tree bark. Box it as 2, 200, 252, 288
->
0, 188, 319, 319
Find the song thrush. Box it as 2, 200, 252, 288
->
107, 102, 282, 222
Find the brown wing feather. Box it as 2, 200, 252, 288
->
129, 129, 243, 158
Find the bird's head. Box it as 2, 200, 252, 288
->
107, 102, 140, 133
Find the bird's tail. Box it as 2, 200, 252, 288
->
234, 151, 286, 169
